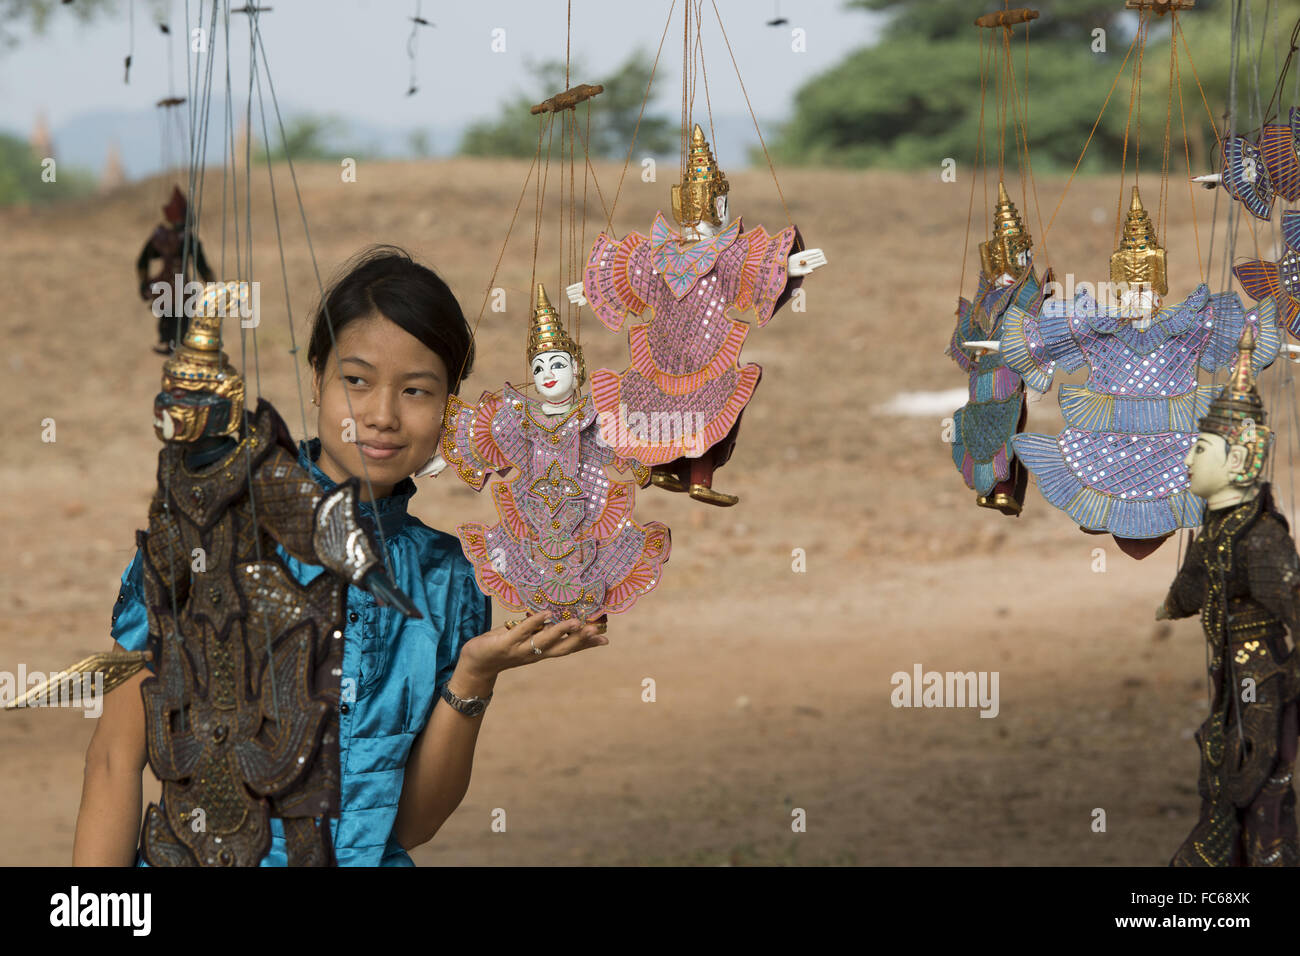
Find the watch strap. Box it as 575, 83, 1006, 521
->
441, 683, 492, 716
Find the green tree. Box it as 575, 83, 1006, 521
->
0, 0, 163, 47
769, 0, 1296, 171
0, 131, 99, 206
460, 51, 674, 158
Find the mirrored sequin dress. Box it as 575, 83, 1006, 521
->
441, 385, 670, 622
947, 263, 1050, 500
999, 284, 1280, 547
582, 212, 802, 465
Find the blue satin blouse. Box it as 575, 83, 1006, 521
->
109, 437, 490, 866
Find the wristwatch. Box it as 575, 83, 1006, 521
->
441, 684, 492, 717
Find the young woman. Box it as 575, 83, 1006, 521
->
74, 245, 605, 866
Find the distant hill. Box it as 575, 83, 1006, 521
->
5, 102, 779, 181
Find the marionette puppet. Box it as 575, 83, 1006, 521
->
948, 181, 1053, 516
565, 124, 826, 506
435, 285, 670, 627
137, 186, 216, 355
991, 187, 1281, 559
1193, 108, 1300, 220
1157, 328, 1300, 867
10, 282, 420, 867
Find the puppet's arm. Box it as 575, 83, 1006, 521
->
192, 237, 215, 283
991, 299, 1077, 394
728, 224, 804, 328
948, 297, 979, 372
1202, 293, 1280, 373
253, 445, 421, 618
1243, 515, 1300, 701
1159, 532, 1208, 620
441, 393, 515, 491
579, 231, 654, 332
137, 239, 159, 299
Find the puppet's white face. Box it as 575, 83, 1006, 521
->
692, 195, 730, 239
998, 249, 1031, 287
1185, 432, 1238, 500
1119, 285, 1160, 321
532, 350, 577, 404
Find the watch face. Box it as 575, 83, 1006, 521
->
462, 699, 486, 717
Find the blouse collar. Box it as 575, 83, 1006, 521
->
296, 437, 416, 539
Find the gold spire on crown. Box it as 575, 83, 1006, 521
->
978, 181, 1033, 280
671, 124, 730, 228
1110, 186, 1168, 296
1199, 325, 1271, 484
159, 281, 247, 440
526, 284, 586, 385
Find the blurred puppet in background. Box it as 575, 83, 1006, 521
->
948, 181, 1052, 516
137, 186, 215, 355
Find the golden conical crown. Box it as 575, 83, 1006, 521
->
1110, 186, 1168, 295
671, 124, 730, 228
979, 181, 1033, 280
1200, 326, 1271, 484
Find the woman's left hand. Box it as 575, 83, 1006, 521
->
456, 612, 607, 685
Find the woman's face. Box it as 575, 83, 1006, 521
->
313, 312, 449, 500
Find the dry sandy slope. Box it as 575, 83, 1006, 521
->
0, 159, 1278, 865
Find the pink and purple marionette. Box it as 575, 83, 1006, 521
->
565, 124, 827, 507
994, 187, 1281, 559
434, 285, 670, 627
947, 181, 1053, 516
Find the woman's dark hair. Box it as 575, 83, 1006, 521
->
307, 245, 475, 394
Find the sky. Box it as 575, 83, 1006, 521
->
0, 0, 885, 175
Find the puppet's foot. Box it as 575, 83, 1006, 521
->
689, 483, 739, 507
976, 492, 1022, 517
650, 469, 689, 493
153, 342, 174, 355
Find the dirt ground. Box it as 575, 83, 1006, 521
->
0, 157, 1286, 865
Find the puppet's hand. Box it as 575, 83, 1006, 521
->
1155, 601, 1171, 621
413, 451, 447, 479
962, 339, 1001, 357
565, 280, 587, 307
788, 248, 827, 277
